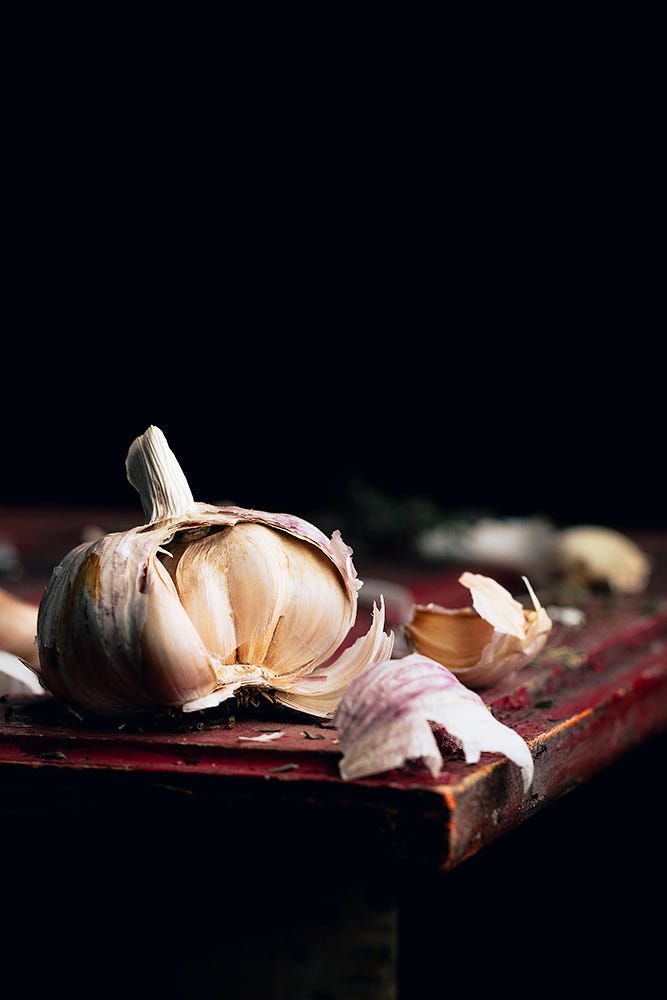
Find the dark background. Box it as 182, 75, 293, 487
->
1, 5, 663, 542
2, 66, 661, 530
2, 233, 661, 530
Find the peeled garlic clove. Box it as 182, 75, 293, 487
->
555, 526, 649, 594
0, 587, 39, 668
37, 426, 391, 717
336, 653, 534, 791
405, 573, 552, 688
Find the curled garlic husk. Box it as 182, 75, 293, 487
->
36, 427, 393, 717
555, 526, 649, 594
0, 587, 39, 667
336, 653, 534, 790
405, 573, 552, 688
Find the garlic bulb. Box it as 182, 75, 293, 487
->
36, 426, 393, 717
555, 526, 649, 594
405, 573, 552, 688
0, 587, 38, 667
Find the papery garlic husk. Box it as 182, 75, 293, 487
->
0, 650, 44, 697
555, 526, 649, 594
0, 587, 39, 668
405, 573, 552, 688
336, 653, 534, 791
36, 426, 393, 717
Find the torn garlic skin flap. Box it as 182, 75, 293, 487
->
336, 653, 534, 792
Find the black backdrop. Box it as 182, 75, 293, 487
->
2, 296, 662, 529
1, 121, 662, 529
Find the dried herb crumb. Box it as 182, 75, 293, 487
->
267, 763, 299, 774
35, 751, 68, 761
549, 646, 585, 669
302, 731, 326, 740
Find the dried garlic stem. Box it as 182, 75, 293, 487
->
126, 425, 196, 523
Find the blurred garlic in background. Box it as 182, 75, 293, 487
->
555, 526, 649, 593
0, 537, 22, 579
417, 517, 556, 572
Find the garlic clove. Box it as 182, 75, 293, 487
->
555, 526, 650, 593
166, 531, 240, 666
274, 599, 394, 717
169, 521, 353, 677
140, 558, 220, 705
0, 587, 39, 668
405, 605, 494, 672
406, 573, 552, 689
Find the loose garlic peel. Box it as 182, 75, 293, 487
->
0, 587, 39, 668
405, 572, 552, 688
37, 426, 393, 717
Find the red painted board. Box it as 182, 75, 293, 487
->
1, 511, 666, 870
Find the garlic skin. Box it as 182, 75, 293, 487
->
0, 650, 44, 697
0, 587, 39, 668
336, 653, 534, 791
555, 526, 649, 594
36, 427, 392, 717
405, 573, 552, 688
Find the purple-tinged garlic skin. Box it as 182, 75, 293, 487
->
336, 652, 534, 791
